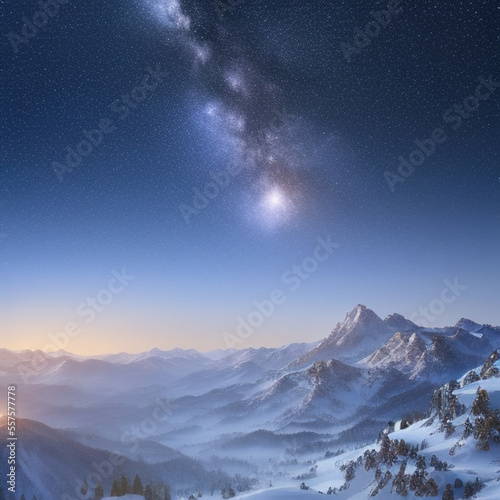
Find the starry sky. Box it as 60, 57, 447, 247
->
1, 0, 499, 355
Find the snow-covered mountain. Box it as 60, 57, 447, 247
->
231, 350, 500, 500
292, 305, 498, 377
299, 350, 500, 499
3, 306, 499, 499
455, 317, 483, 333
208, 359, 421, 435
384, 313, 418, 332
361, 327, 495, 380
290, 305, 404, 367
97, 347, 213, 365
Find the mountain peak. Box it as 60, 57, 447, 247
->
290, 305, 393, 366
384, 313, 418, 332
385, 312, 405, 320
455, 317, 482, 332
347, 303, 375, 320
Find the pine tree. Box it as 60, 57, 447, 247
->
120, 474, 129, 495
144, 484, 154, 500
415, 454, 426, 470
397, 439, 408, 456
391, 461, 409, 496
472, 388, 490, 416
222, 486, 236, 499
464, 481, 474, 498
463, 417, 473, 438
164, 484, 172, 500
480, 350, 499, 378
342, 460, 356, 481
94, 479, 104, 500
110, 478, 120, 496
132, 474, 144, 495
379, 433, 396, 466
425, 478, 439, 496
470, 387, 500, 450
364, 449, 378, 471
409, 468, 426, 493
474, 416, 491, 450
442, 412, 456, 438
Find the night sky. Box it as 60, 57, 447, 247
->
1, 0, 499, 355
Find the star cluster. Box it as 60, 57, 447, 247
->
137, 0, 313, 230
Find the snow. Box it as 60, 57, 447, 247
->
301, 370, 500, 499
102, 496, 145, 500
236, 486, 320, 498
455, 374, 500, 411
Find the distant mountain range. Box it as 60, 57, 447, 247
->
1, 305, 498, 499
0, 417, 230, 499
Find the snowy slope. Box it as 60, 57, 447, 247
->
237, 486, 319, 499
228, 351, 500, 500
283, 351, 500, 500
103, 496, 145, 500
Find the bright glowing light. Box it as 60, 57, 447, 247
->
253, 185, 295, 230
266, 189, 284, 209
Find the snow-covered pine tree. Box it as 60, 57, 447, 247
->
480, 350, 499, 378
391, 461, 409, 496
470, 387, 500, 450
472, 388, 490, 416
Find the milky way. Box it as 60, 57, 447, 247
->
138, 0, 311, 230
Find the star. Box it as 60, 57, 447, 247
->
265, 187, 286, 210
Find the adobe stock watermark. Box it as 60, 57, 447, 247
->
222, 236, 339, 348
6, 0, 73, 54
385, 74, 500, 192
52, 64, 169, 182
17, 268, 135, 381
408, 277, 467, 328
64, 397, 176, 500
340, 0, 403, 63
213, 0, 244, 21
179, 106, 292, 224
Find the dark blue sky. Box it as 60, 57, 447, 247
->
1, 0, 499, 354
